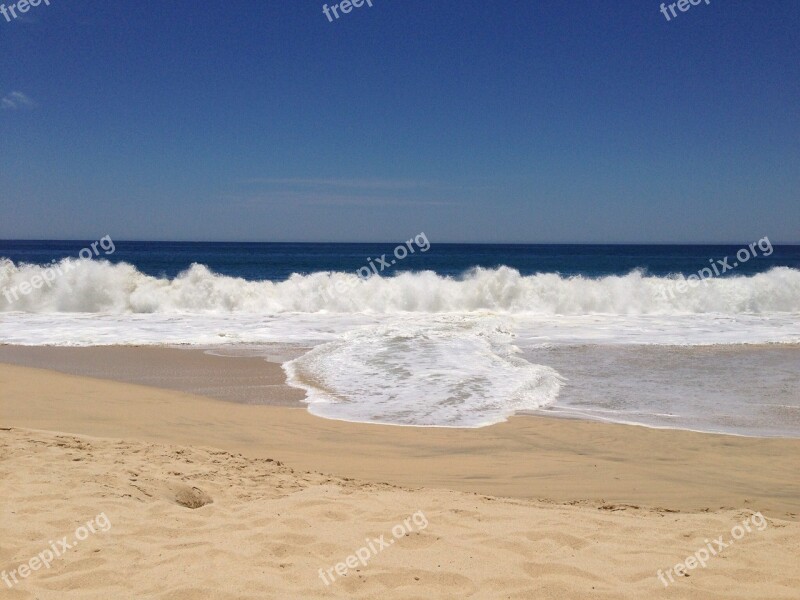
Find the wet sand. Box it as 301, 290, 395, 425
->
2, 349, 800, 598
1, 349, 799, 517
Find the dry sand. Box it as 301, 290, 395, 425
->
2, 427, 799, 599
1, 354, 800, 598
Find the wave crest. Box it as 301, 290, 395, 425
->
1, 259, 799, 315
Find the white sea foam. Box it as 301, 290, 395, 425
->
2, 260, 799, 429
2, 259, 800, 315
284, 316, 563, 427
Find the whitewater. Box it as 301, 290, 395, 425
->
2, 260, 800, 314
1, 259, 799, 432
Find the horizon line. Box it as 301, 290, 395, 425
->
1, 238, 797, 246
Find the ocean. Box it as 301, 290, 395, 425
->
1, 240, 799, 436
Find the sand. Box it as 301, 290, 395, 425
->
1, 353, 800, 598
0, 345, 309, 406
2, 427, 799, 599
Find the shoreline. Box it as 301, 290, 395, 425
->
3, 348, 800, 597
2, 343, 799, 438
2, 352, 799, 518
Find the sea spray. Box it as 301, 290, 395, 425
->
2, 261, 800, 315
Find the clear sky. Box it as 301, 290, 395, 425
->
1, 0, 798, 243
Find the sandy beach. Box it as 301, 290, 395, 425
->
3, 1, 799, 597
2, 350, 799, 599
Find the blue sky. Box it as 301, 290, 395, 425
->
1, 0, 798, 243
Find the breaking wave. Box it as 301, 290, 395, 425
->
1, 259, 799, 315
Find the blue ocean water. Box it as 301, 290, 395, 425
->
1, 240, 799, 280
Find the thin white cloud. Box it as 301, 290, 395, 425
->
240, 178, 494, 194
222, 190, 455, 208
240, 178, 434, 191
1, 91, 36, 110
